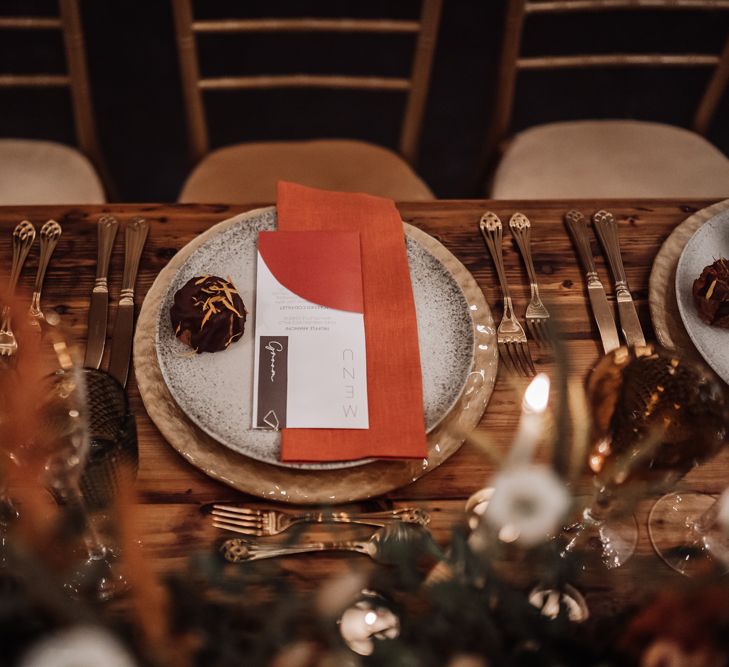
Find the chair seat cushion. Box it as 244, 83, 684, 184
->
0, 139, 105, 204
178, 139, 434, 203
491, 120, 729, 199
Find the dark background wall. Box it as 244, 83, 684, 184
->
2, 0, 729, 201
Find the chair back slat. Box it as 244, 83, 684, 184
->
171, 0, 442, 166
526, 0, 729, 12
198, 75, 411, 91
0, 75, 70, 87
518, 54, 720, 68
0, 17, 62, 29
0, 0, 104, 181
192, 18, 421, 34
484, 0, 729, 173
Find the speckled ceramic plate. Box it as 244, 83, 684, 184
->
675, 208, 729, 384
155, 207, 478, 470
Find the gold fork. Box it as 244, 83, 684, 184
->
479, 212, 535, 377
0, 221, 36, 359
27, 220, 62, 335
211, 505, 430, 537
508, 213, 552, 347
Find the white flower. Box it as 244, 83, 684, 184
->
484, 465, 570, 548
19, 627, 137, 667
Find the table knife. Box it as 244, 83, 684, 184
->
108, 217, 149, 387
592, 210, 646, 348
564, 210, 620, 354
84, 215, 119, 369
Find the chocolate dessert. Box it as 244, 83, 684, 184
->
171, 275, 247, 353
693, 258, 729, 329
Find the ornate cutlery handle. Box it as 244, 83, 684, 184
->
30, 220, 62, 313
298, 507, 430, 528
119, 217, 149, 305
94, 215, 119, 290
2, 221, 36, 327
8, 221, 36, 293
564, 210, 600, 286
480, 212, 516, 315
221, 538, 367, 563
592, 210, 628, 290
508, 213, 542, 303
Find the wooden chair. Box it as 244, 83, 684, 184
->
487, 0, 729, 199
0, 0, 106, 204
172, 0, 442, 203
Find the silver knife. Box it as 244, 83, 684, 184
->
108, 217, 149, 387
564, 210, 621, 354
84, 215, 119, 369
592, 210, 646, 348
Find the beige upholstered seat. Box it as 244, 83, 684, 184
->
179, 139, 434, 203
491, 120, 729, 199
0, 139, 105, 205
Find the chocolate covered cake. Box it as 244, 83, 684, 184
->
171, 275, 247, 353
693, 259, 729, 329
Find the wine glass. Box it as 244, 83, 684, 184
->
39, 365, 131, 600
562, 344, 728, 569
648, 491, 729, 577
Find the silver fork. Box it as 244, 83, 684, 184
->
27, 220, 62, 334
479, 212, 535, 377
508, 213, 552, 347
211, 505, 430, 537
0, 221, 36, 359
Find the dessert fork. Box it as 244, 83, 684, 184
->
27, 220, 62, 334
0, 221, 36, 359
479, 212, 535, 377
211, 505, 430, 537
508, 213, 552, 346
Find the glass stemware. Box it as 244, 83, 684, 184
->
562, 344, 728, 569
40, 366, 131, 600
649, 491, 729, 577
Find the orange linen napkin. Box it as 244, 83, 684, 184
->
277, 181, 427, 462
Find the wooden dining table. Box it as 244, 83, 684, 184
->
1, 198, 726, 619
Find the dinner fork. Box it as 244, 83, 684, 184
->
211, 505, 430, 537
479, 212, 535, 377
508, 213, 552, 347
0, 221, 36, 359
27, 220, 62, 334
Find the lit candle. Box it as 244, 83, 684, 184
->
506, 373, 550, 467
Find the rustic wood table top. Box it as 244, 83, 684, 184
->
1, 199, 725, 617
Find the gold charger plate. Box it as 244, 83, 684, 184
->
649, 198, 729, 357
134, 207, 497, 504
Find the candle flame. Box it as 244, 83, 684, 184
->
523, 373, 550, 413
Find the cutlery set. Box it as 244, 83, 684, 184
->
85, 215, 149, 387
213, 505, 431, 562
0, 214, 148, 385
564, 209, 645, 353
480, 211, 549, 377
0, 220, 61, 360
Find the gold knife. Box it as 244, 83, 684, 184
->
564, 210, 621, 354
84, 215, 118, 369
592, 210, 646, 348
108, 217, 149, 387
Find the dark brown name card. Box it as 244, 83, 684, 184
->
256, 336, 288, 429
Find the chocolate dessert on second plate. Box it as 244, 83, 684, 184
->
171, 275, 247, 353
693, 258, 729, 329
